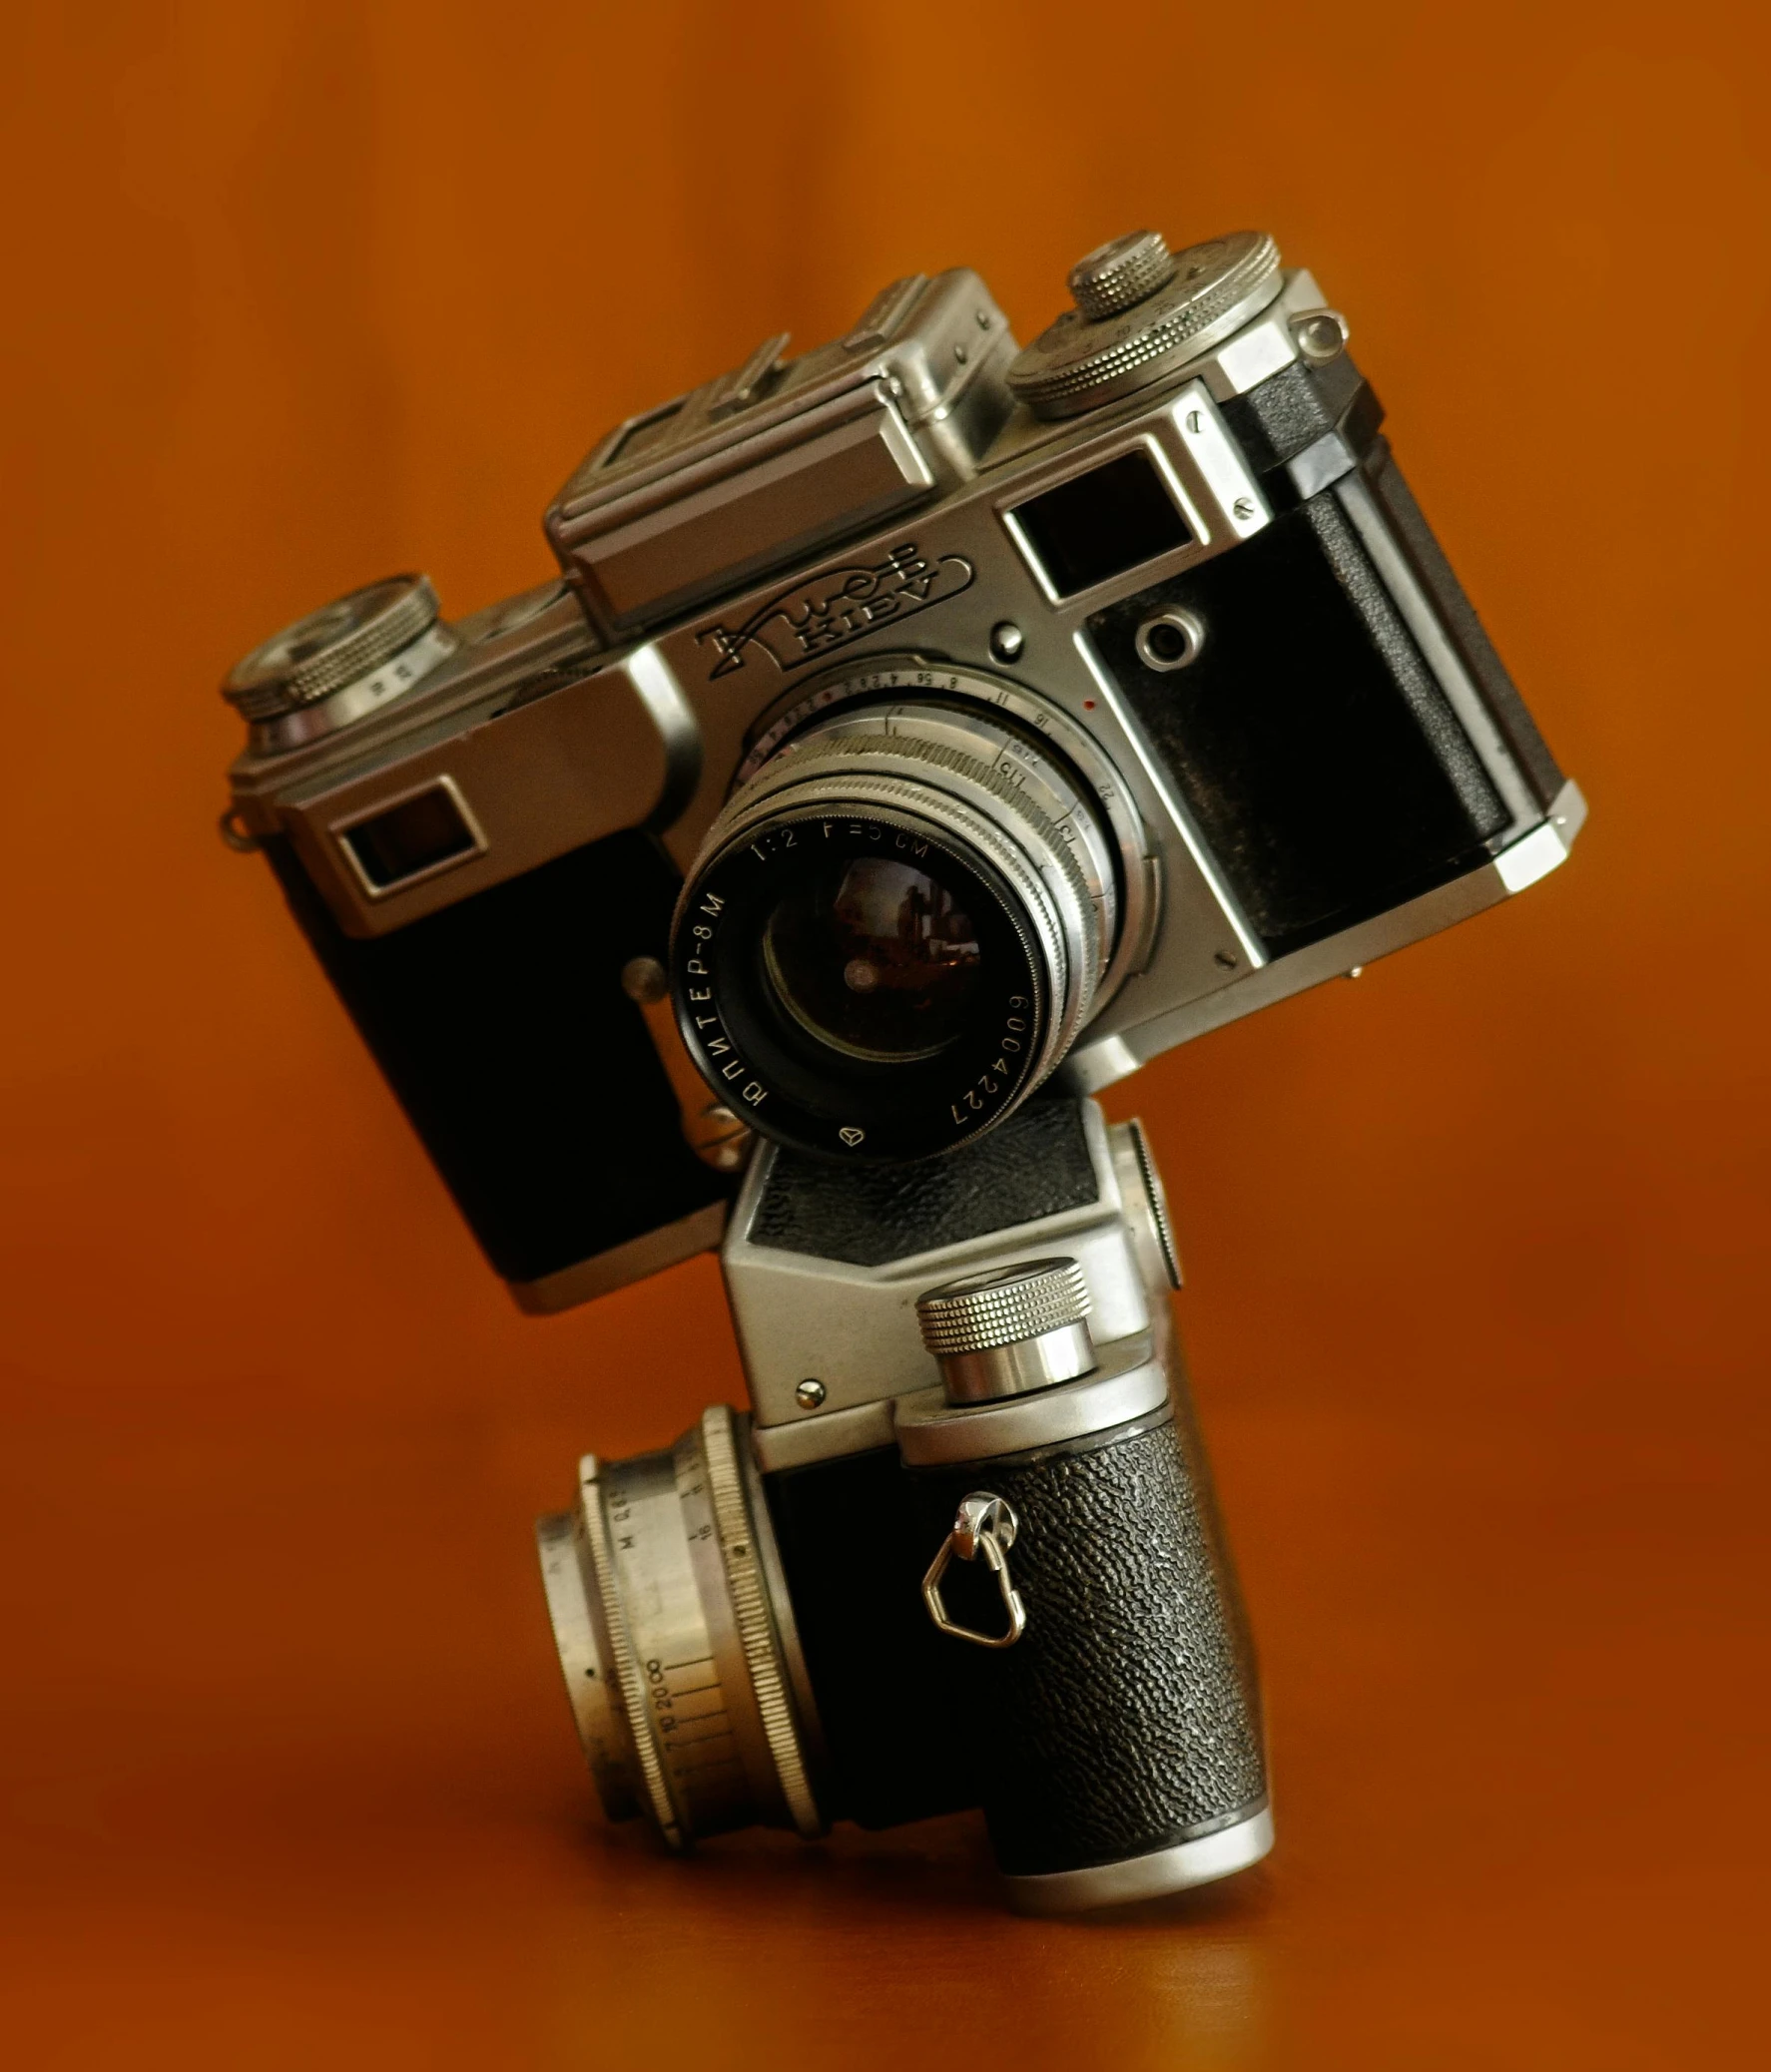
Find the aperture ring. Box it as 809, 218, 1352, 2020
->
574, 1458, 685, 1848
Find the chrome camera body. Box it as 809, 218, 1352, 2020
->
218, 228, 1582, 1910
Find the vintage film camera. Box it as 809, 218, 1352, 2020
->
219, 229, 1582, 1909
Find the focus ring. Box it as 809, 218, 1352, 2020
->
917, 1258, 1091, 1355
699, 1409, 824, 1839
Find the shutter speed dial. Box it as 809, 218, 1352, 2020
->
1008, 229, 1284, 420
221, 572, 459, 747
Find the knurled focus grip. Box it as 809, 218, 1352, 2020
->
917, 1411, 1267, 1878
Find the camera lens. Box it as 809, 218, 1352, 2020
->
671, 698, 1119, 1162
762, 851, 984, 1064
536, 1405, 826, 1848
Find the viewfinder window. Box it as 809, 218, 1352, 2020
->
339, 782, 478, 891
1009, 450, 1192, 599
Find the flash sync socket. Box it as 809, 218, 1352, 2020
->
1133, 609, 1206, 673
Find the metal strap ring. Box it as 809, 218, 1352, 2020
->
922, 1492, 1027, 1650
218, 806, 264, 854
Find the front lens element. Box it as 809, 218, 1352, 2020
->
762, 852, 984, 1064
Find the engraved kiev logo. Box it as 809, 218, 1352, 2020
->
698, 542, 975, 679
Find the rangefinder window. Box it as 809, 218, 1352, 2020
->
336, 779, 480, 894
1008, 449, 1193, 599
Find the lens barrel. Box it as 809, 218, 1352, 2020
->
671, 700, 1118, 1163
536, 1405, 826, 1846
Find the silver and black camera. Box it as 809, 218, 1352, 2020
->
218, 229, 1582, 1908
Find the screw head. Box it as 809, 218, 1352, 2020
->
990, 621, 1025, 664
1291, 309, 1349, 364
795, 1378, 827, 1410
619, 955, 668, 1005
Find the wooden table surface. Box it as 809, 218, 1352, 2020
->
6, 1252, 1763, 2070
3, 2, 1767, 2065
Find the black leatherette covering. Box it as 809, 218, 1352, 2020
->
921, 1413, 1268, 1877
265, 827, 732, 1285
748, 1096, 1097, 1267
764, 1445, 978, 1829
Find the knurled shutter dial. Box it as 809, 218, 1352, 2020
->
222, 574, 442, 721
1007, 230, 1284, 420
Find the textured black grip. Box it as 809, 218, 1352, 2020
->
919, 1412, 1267, 1878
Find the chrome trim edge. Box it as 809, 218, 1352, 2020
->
510, 1202, 728, 1315
1003, 1805, 1273, 1914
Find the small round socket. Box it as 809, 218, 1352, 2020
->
1134, 609, 1206, 674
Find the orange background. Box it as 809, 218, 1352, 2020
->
3, 3, 1767, 2065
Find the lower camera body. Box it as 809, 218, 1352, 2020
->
537, 1097, 1272, 1911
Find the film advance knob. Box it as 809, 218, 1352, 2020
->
915, 1258, 1096, 1404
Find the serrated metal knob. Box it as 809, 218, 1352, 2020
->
1008, 229, 1285, 420
222, 573, 447, 722
1067, 231, 1177, 322
916, 1258, 1095, 1403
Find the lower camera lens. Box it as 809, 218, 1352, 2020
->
671, 699, 1118, 1163
536, 1405, 826, 1848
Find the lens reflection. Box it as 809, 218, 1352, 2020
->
762, 853, 983, 1063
